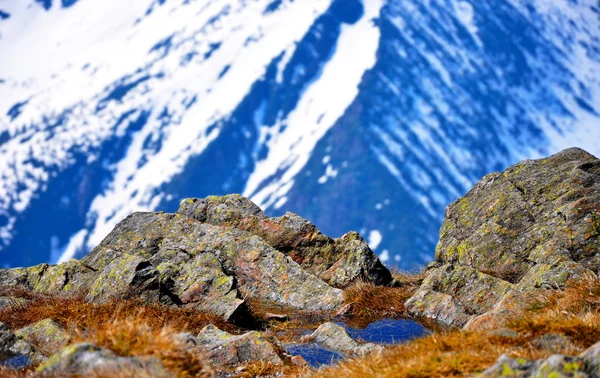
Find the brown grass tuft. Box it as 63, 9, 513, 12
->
78, 318, 214, 377
0, 293, 234, 336
233, 360, 309, 378
0, 293, 235, 376
342, 271, 426, 321
342, 281, 413, 320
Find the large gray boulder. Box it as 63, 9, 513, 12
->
177, 194, 393, 288
407, 148, 600, 328
81, 211, 343, 320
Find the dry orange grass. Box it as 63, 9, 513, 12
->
0, 366, 34, 378
79, 318, 214, 377
233, 360, 310, 378
0, 291, 233, 376
342, 271, 426, 321
509, 276, 600, 348
0, 292, 233, 336
314, 277, 600, 378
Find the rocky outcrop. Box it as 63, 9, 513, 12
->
0, 321, 41, 369
407, 148, 600, 328
300, 322, 384, 357
37, 343, 171, 377
81, 211, 344, 319
0, 195, 392, 323
192, 324, 286, 368
177, 194, 393, 288
481, 339, 600, 377
15, 319, 70, 356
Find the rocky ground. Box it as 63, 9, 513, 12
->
1, 147, 600, 377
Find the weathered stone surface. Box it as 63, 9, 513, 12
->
479, 354, 537, 377
0, 321, 18, 361
485, 328, 519, 339
0, 260, 95, 296
480, 339, 600, 377
531, 334, 577, 354
37, 342, 171, 377
194, 324, 284, 368
15, 319, 70, 356
408, 148, 600, 328
0, 321, 42, 368
405, 264, 512, 327
81, 211, 343, 318
0, 297, 28, 311
301, 322, 384, 357
177, 194, 392, 288
581, 340, 600, 376
480, 354, 589, 378
0, 195, 394, 322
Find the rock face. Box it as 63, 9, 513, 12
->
36, 343, 171, 377
407, 148, 600, 328
0, 195, 390, 323
481, 339, 600, 378
177, 194, 393, 288
191, 324, 286, 368
15, 319, 70, 356
0, 321, 40, 369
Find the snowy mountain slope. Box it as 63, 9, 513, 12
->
0, 0, 598, 269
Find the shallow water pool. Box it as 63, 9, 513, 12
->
285, 318, 429, 368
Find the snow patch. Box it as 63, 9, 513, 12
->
244, 0, 385, 209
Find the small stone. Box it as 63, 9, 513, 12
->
301, 322, 384, 357
196, 324, 285, 368
479, 354, 535, 377
265, 312, 288, 322
290, 355, 308, 367
580, 340, 600, 376
531, 333, 577, 354
15, 318, 70, 356
0, 321, 18, 360
486, 328, 519, 338
335, 303, 353, 317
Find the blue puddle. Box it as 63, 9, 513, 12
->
286, 343, 344, 367
0, 355, 31, 369
285, 318, 429, 368
342, 318, 429, 345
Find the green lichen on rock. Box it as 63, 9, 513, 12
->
408, 148, 600, 328
37, 342, 170, 377
175, 194, 392, 288
193, 324, 285, 368
15, 318, 69, 356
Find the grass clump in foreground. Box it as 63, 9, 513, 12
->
316, 277, 600, 378
340, 270, 427, 322
0, 289, 235, 377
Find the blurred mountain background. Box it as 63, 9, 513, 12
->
0, 0, 598, 269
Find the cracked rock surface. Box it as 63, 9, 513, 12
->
406, 148, 600, 328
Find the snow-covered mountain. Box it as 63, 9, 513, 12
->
0, 0, 598, 269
